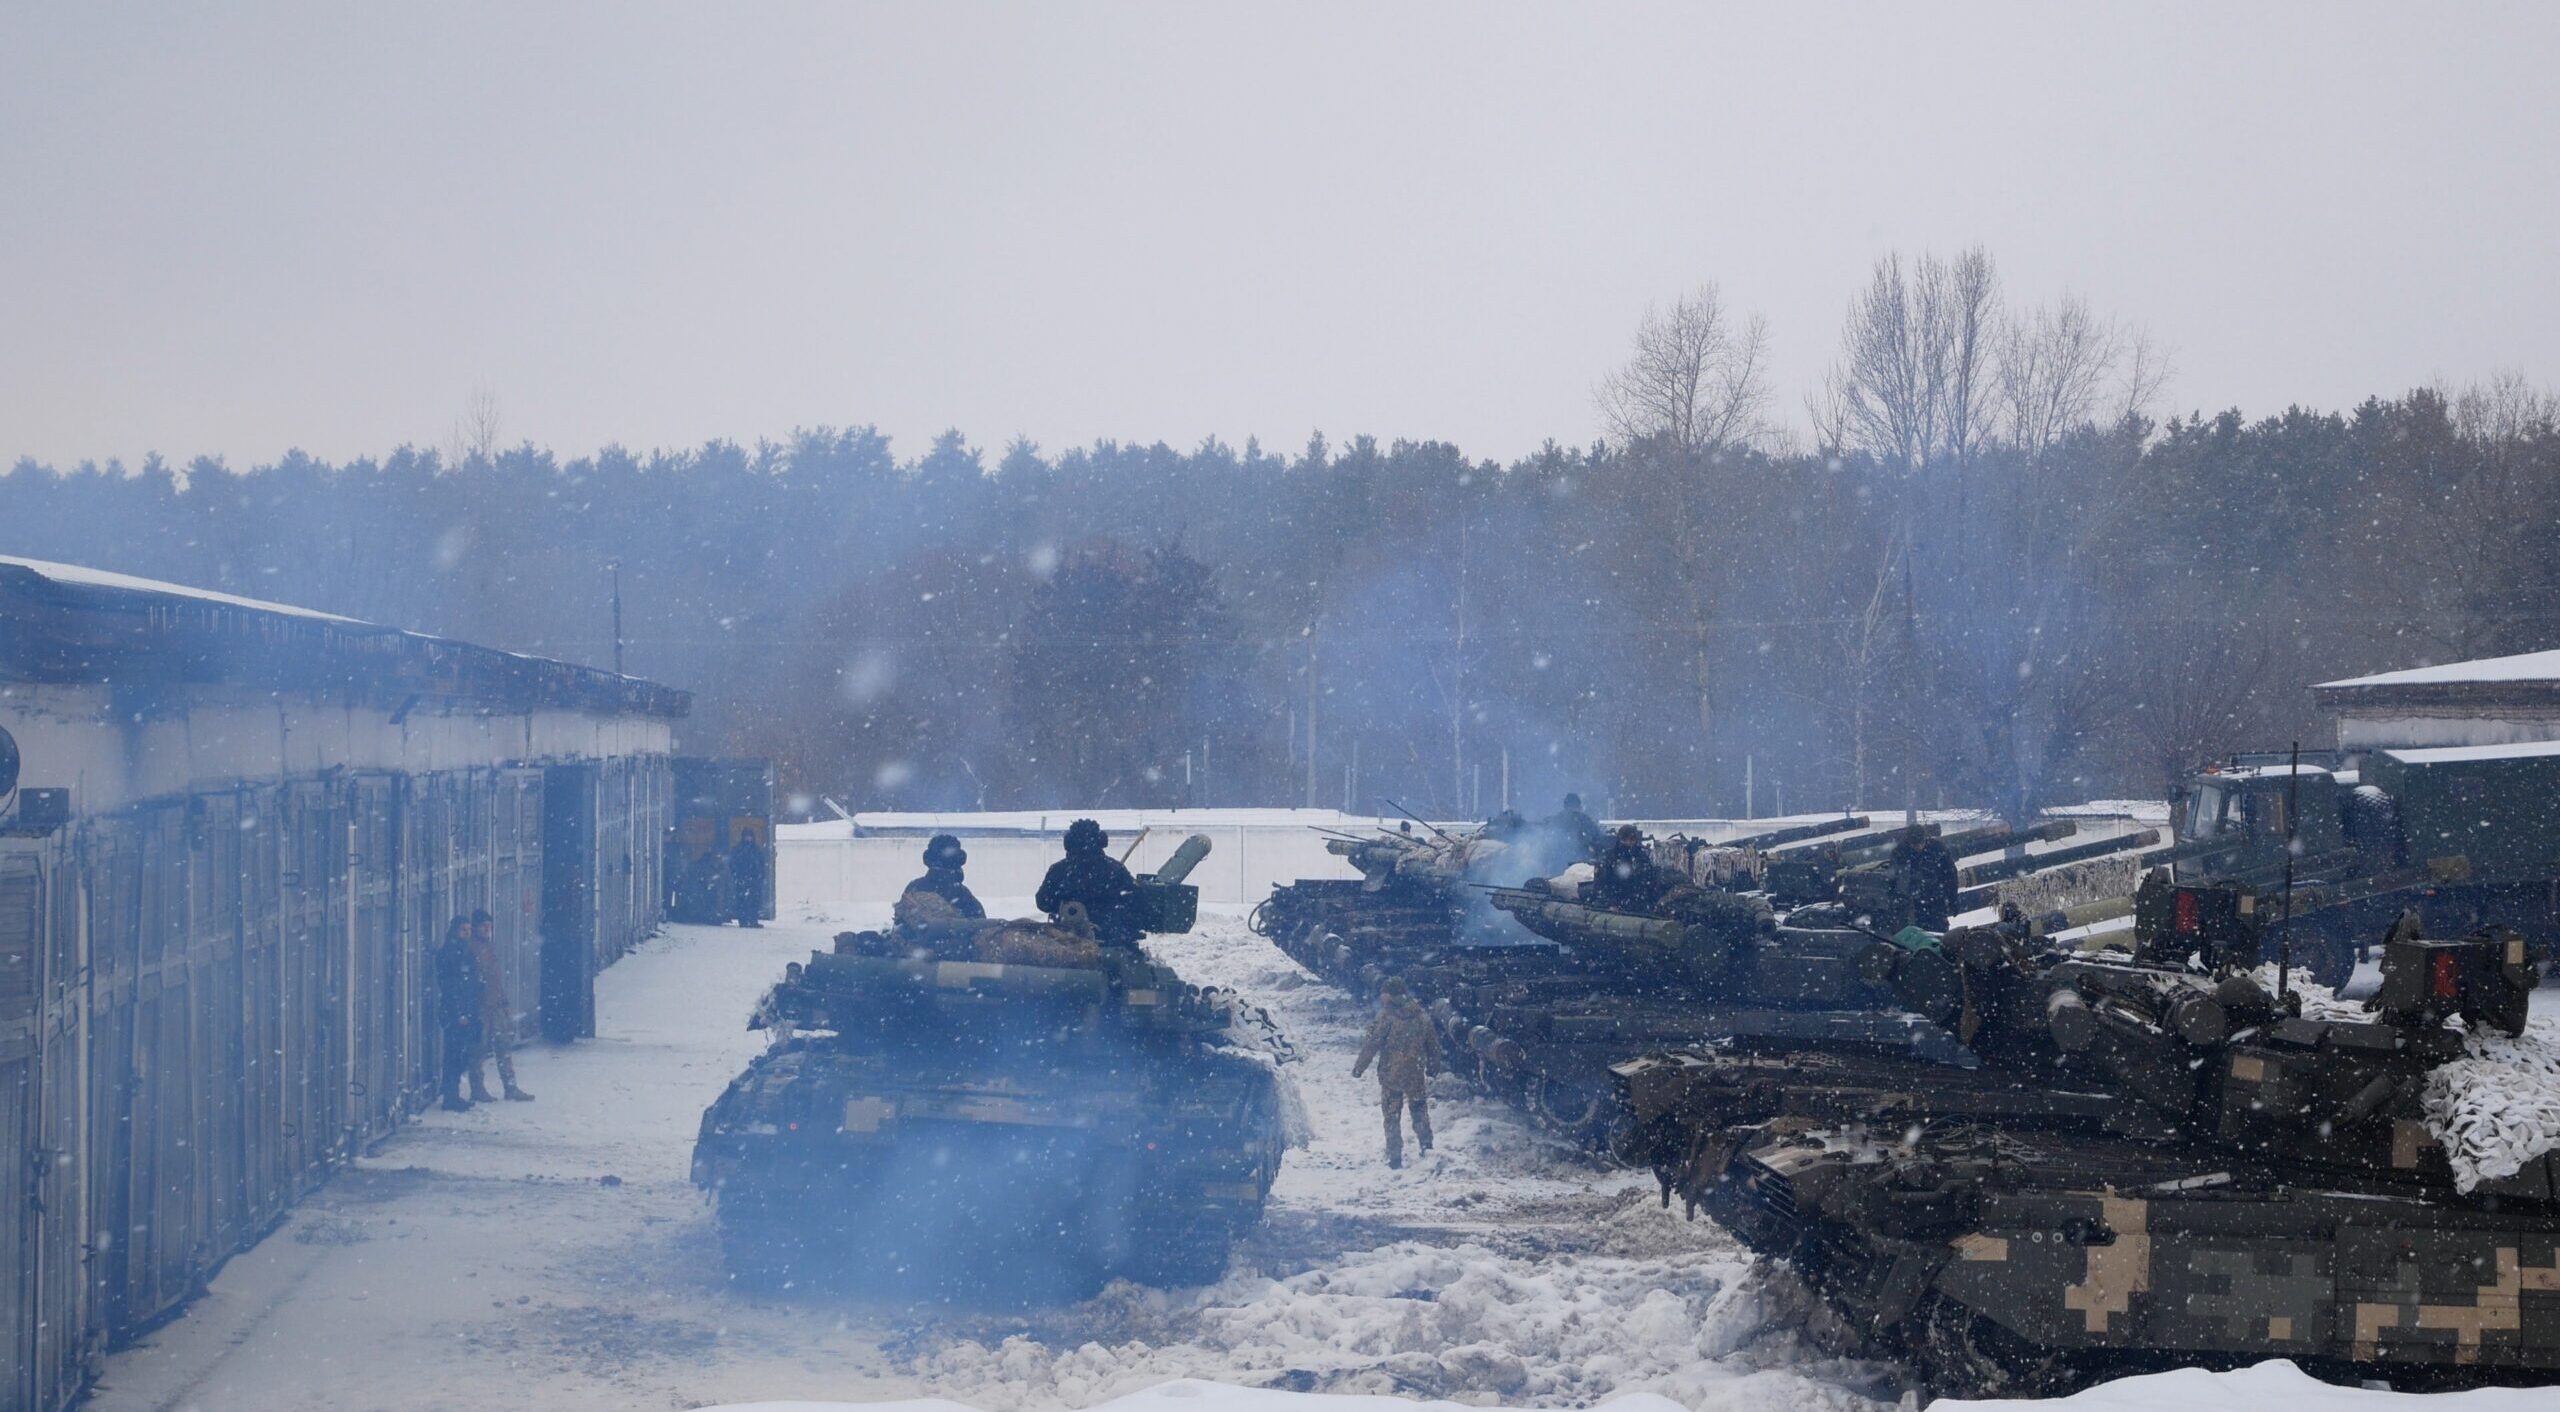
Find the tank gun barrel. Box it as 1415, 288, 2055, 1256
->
1151, 833, 1213, 885
1485, 887, 1689, 949
1715, 814, 1870, 851
1957, 828, 2161, 887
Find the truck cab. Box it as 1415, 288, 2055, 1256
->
2171, 763, 2346, 884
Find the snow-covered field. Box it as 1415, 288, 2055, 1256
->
85, 904, 1877, 1412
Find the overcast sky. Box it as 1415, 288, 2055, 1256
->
4, 2, 2555, 470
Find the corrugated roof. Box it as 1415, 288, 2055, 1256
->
2317, 648, 2560, 690
0, 555, 688, 718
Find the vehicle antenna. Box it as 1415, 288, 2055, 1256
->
2277, 740, 2301, 1005
1383, 799, 1457, 843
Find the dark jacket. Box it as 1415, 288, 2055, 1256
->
1892, 833, 1961, 929
1585, 841, 1668, 913
434, 937, 485, 1036
1037, 849, 1140, 942
1549, 807, 1606, 862
901, 866, 985, 919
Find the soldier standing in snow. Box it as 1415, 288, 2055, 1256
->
1353, 977, 1444, 1168
728, 831, 768, 928
434, 917, 485, 1112
463, 909, 533, 1102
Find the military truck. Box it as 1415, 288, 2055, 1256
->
1617, 909, 2560, 1396
2171, 742, 2560, 987
691, 837, 1288, 1297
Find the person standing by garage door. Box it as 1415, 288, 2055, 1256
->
465, 909, 533, 1102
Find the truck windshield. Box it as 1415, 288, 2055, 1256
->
2184, 782, 2230, 840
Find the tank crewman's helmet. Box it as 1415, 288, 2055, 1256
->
1065, 818, 1107, 853
924, 833, 967, 870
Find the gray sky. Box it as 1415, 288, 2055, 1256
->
4, 2, 2555, 470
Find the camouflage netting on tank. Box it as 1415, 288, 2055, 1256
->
2423, 1012, 2560, 1192
1994, 853, 2143, 918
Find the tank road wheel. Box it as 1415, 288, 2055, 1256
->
1534, 1077, 1613, 1148
1906, 1295, 2076, 1401
715, 1202, 818, 1293
2278, 916, 2361, 993
1118, 1216, 1237, 1288
2305, 933, 2361, 993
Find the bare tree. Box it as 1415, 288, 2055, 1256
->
446, 387, 504, 467
2390, 374, 2560, 658
1997, 294, 2116, 452
1595, 284, 1773, 455
2114, 327, 2172, 424
1996, 295, 2174, 451
2453, 369, 2560, 445
1826, 248, 2002, 470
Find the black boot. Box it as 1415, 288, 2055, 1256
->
442, 1091, 472, 1112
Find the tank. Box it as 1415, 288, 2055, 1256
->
690, 837, 1289, 1298
1456, 878, 1968, 1144
1252, 828, 1483, 982
1616, 910, 2560, 1396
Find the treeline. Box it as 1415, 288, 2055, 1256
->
6, 257, 2556, 820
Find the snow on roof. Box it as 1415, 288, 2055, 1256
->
2206, 762, 2330, 781
0, 553, 369, 625
2383, 738, 2560, 765
2318, 647, 2560, 690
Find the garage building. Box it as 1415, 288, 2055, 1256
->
0, 556, 686, 1412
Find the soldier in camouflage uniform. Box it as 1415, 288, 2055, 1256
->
464, 909, 532, 1102
1352, 977, 1444, 1168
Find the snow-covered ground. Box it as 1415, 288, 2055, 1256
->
86, 903, 1878, 1412
86, 899, 2554, 1412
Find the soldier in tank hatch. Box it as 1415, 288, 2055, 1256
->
1889, 824, 1960, 931
1038, 818, 1141, 946
1548, 792, 1606, 862
899, 833, 985, 919
1585, 824, 1673, 912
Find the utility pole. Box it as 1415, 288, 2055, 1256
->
1305, 623, 1319, 809
1744, 755, 1755, 820
610, 561, 625, 676
1451, 524, 1467, 814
